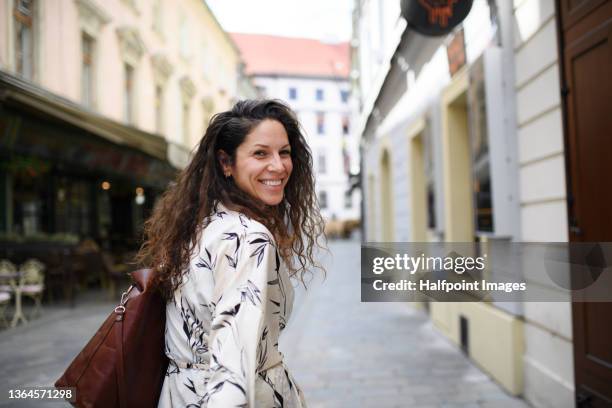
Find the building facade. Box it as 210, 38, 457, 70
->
354, 0, 612, 406
232, 34, 360, 223
0, 0, 253, 250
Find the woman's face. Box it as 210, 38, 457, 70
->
223, 119, 293, 206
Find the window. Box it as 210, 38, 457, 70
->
81, 34, 94, 108
201, 41, 209, 78
315, 88, 324, 101
316, 112, 325, 135
342, 116, 350, 135
319, 191, 328, 209
256, 86, 267, 97
288, 87, 297, 100
182, 101, 190, 143
54, 179, 91, 236
424, 122, 436, 229
469, 62, 494, 233
124, 64, 134, 124
202, 97, 214, 129
427, 185, 436, 229
152, 0, 163, 35
14, 0, 36, 79
179, 14, 190, 59
317, 150, 327, 174
344, 192, 352, 209
340, 90, 349, 103
342, 146, 350, 175
155, 85, 163, 134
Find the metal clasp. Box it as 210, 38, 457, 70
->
114, 285, 134, 315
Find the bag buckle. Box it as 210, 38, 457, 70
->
114, 285, 135, 315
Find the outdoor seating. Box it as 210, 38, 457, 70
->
0, 291, 10, 327
0, 259, 25, 327
0, 259, 18, 292
19, 259, 46, 318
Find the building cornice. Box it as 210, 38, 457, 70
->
74, 0, 110, 37
179, 76, 196, 100
151, 53, 173, 85
116, 26, 146, 66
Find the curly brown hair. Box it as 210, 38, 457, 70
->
136, 99, 326, 300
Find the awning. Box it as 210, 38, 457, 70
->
0, 70, 167, 161
0, 70, 177, 188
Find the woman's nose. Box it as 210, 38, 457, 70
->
268, 153, 284, 171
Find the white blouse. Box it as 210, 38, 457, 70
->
158, 202, 307, 407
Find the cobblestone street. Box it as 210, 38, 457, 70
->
282, 238, 530, 408
0, 239, 530, 407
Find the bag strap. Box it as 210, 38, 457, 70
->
114, 285, 134, 408
115, 313, 127, 408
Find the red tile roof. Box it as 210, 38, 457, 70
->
231, 33, 350, 78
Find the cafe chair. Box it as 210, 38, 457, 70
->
0, 291, 10, 327
0, 259, 18, 292
19, 259, 46, 319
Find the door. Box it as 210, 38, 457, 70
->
558, 0, 612, 406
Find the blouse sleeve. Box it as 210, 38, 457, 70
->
204, 228, 278, 407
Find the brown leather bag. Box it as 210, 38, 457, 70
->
55, 269, 168, 407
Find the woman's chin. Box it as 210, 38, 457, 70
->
259, 193, 284, 206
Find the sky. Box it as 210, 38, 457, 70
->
206, 0, 353, 42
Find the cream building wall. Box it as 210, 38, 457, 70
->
513, 0, 574, 406
0, 0, 247, 168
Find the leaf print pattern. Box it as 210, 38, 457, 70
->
238, 279, 262, 306
195, 247, 217, 271
212, 210, 228, 221
211, 304, 241, 330
223, 232, 241, 269
179, 297, 209, 361
238, 213, 250, 228
249, 232, 274, 267
158, 202, 305, 408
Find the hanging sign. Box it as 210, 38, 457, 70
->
446, 28, 466, 76
401, 0, 474, 37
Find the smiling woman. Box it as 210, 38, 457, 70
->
135, 99, 325, 407
218, 119, 293, 206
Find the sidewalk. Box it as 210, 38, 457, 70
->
281, 238, 530, 408
0, 293, 115, 407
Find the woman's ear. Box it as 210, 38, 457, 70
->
217, 150, 232, 178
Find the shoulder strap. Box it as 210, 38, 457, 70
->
114, 286, 134, 408
115, 310, 127, 408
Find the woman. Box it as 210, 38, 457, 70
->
136, 99, 324, 407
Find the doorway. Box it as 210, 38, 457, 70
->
557, 0, 612, 404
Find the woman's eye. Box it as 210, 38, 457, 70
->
281, 150, 292, 156
254, 151, 266, 157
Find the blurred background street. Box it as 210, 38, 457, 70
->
1, 0, 611, 406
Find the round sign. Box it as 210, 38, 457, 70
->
401, 0, 474, 37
